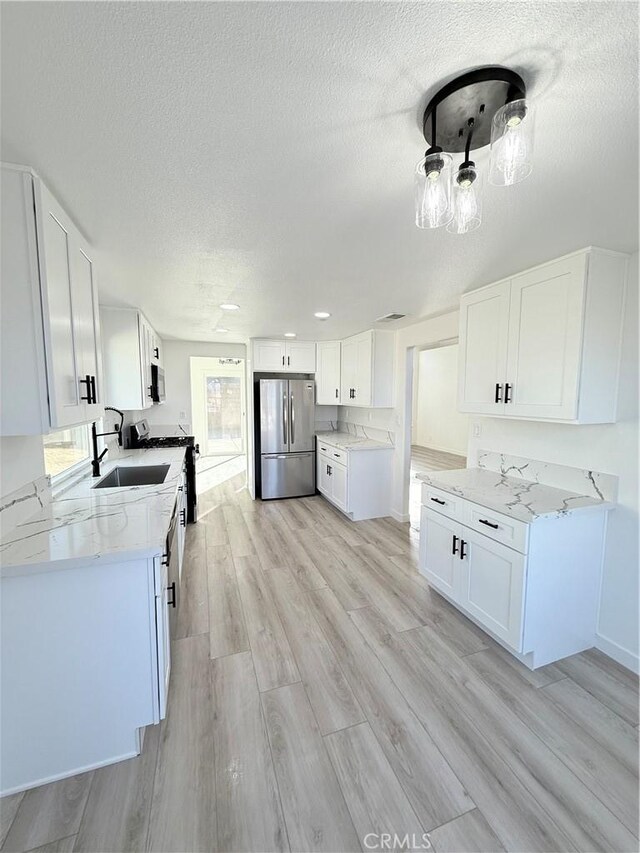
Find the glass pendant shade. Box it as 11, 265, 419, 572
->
489, 98, 534, 186
415, 152, 453, 228
447, 164, 483, 234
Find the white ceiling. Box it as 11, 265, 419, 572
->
2, 2, 638, 343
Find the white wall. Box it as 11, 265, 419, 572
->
0, 436, 45, 496
466, 252, 639, 669
144, 340, 246, 429
414, 345, 469, 455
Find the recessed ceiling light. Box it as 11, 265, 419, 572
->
219, 303, 240, 311
215, 328, 228, 333
314, 312, 331, 319
284, 332, 296, 338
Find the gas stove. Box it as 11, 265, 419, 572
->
129, 420, 199, 522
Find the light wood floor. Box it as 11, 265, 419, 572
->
2, 472, 638, 853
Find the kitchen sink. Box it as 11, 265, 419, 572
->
93, 464, 171, 488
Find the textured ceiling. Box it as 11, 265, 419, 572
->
1, 1, 638, 342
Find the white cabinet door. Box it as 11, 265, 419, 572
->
341, 336, 358, 403
36, 182, 85, 428
505, 254, 586, 420
419, 507, 460, 599
138, 316, 155, 409
286, 341, 316, 372
331, 462, 348, 511
458, 280, 510, 414
458, 528, 525, 651
71, 241, 103, 418
353, 332, 373, 406
154, 558, 171, 721
253, 340, 287, 371
316, 341, 341, 404
318, 454, 333, 497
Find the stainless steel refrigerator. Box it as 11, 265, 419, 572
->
259, 378, 315, 499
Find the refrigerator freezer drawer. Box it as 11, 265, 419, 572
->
261, 452, 316, 499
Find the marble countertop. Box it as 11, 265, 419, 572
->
0, 447, 187, 576
316, 431, 393, 452
417, 467, 614, 523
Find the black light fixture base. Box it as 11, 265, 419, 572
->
423, 67, 526, 153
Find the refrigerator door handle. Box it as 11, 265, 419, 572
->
282, 392, 288, 445
290, 393, 295, 446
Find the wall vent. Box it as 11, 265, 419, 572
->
376, 312, 406, 322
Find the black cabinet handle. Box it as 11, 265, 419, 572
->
459, 540, 467, 559
180, 508, 186, 527
79, 374, 92, 402
479, 518, 499, 529
287, 356, 290, 366
335, 388, 339, 398
326, 464, 332, 476
282, 356, 285, 366
153, 346, 159, 359
452, 535, 458, 555
431, 497, 446, 506
162, 549, 170, 566
167, 582, 176, 608
148, 385, 154, 398
334, 453, 340, 458
495, 383, 503, 403
505, 383, 513, 404
90, 375, 97, 404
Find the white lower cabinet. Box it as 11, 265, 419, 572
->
419, 489, 608, 668
316, 438, 392, 520
0, 501, 189, 794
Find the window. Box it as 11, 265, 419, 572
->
43, 425, 91, 479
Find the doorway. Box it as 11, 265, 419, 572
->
190, 356, 246, 458
408, 342, 468, 531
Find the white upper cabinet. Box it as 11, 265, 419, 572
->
316, 341, 341, 404
458, 248, 628, 423
340, 329, 394, 408
101, 308, 162, 410
252, 339, 316, 373
458, 281, 510, 414
1, 164, 103, 435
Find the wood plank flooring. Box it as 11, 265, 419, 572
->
3, 469, 638, 853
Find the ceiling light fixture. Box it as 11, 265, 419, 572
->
314, 312, 331, 319
215, 328, 228, 333
415, 67, 534, 234
219, 303, 240, 311
284, 332, 296, 338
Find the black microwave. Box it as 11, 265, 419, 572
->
150, 364, 166, 403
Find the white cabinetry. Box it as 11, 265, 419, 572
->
340, 330, 394, 408
317, 437, 392, 520
419, 485, 608, 667
101, 308, 163, 410
1, 164, 103, 434
252, 339, 316, 373
316, 341, 342, 404
458, 248, 628, 423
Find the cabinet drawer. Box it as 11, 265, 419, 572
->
317, 441, 347, 465
463, 504, 529, 554
421, 485, 463, 521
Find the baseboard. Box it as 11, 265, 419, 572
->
391, 509, 410, 523
0, 749, 140, 797
413, 442, 466, 457
595, 632, 639, 674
